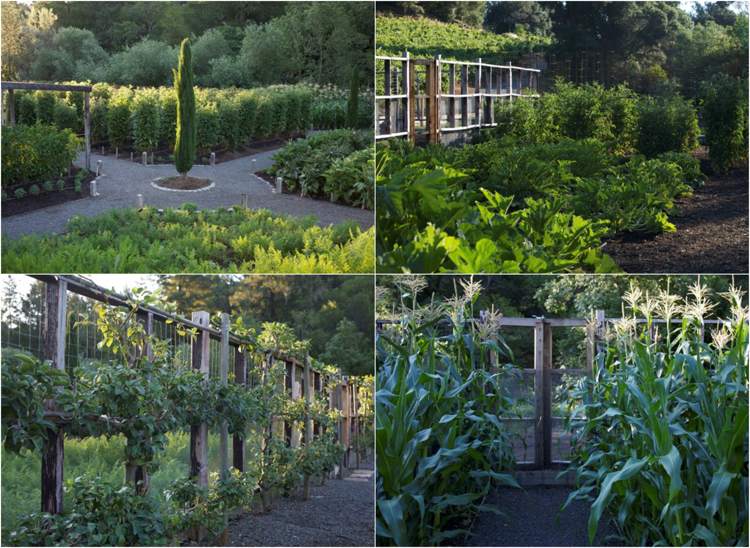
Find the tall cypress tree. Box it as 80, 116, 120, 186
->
173, 38, 195, 179
346, 67, 360, 128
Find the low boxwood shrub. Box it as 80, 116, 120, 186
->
700, 74, 748, 173
1, 124, 80, 187
636, 94, 699, 157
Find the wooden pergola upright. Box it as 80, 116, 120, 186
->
1, 81, 92, 170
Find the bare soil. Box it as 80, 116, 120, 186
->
2, 167, 95, 217
467, 486, 622, 546
604, 166, 748, 273
156, 176, 212, 190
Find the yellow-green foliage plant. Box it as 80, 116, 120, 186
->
564, 282, 749, 546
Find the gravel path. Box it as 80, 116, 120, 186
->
227, 463, 374, 547
2, 149, 373, 239
467, 486, 621, 547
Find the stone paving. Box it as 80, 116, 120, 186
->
2, 148, 373, 239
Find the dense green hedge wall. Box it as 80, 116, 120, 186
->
1, 124, 80, 187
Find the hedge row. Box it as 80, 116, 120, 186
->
268, 129, 373, 208
495, 81, 700, 158
13, 83, 373, 155
1, 124, 80, 188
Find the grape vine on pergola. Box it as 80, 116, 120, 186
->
1, 81, 92, 171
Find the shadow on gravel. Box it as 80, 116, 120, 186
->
227, 463, 374, 547
467, 486, 622, 547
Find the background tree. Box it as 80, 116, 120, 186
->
377, 1, 487, 27
173, 38, 195, 180
484, 1, 553, 36
346, 68, 360, 128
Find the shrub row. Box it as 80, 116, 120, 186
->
269, 129, 373, 208
700, 74, 748, 173
1, 124, 80, 188
12, 83, 373, 155
495, 81, 700, 157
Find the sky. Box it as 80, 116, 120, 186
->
1, 274, 159, 299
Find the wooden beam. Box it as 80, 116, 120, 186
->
190, 311, 210, 488
41, 278, 67, 514
2, 81, 92, 92
408, 60, 416, 143
232, 347, 246, 472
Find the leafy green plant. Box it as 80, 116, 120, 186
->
377, 278, 520, 546
2, 207, 374, 273
563, 283, 749, 546
636, 94, 700, 157
6, 477, 167, 547
700, 74, 748, 173
323, 146, 374, 209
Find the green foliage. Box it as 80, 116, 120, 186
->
564, 284, 749, 546
377, 130, 702, 272
375, 15, 549, 63
106, 39, 178, 87
346, 68, 360, 128
269, 129, 371, 201
323, 146, 375, 209
34, 91, 56, 124
52, 101, 79, 132
1, 206, 374, 273
1, 124, 79, 187
174, 38, 196, 175
636, 94, 700, 157
106, 89, 133, 149
700, 74, 748, 173
377, 280, 520, 545
7, 477, 167, 546
131, 91, 161, 152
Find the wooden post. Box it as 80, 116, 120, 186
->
585, 319, 595, 374
302, 355, 313, 499
509, 62, 514, 103
219, 314, 230, 480
83, 92, 91, 171
461, 64, 469, 128
383, 59, 391, 134
542, 322, 552, 467
408, 56, 416, 143
353, 381, 360, 468
190, 312, 210, 488
428, 58, 439, 144
476, 58, 482, 128
336, 384, 344, 479
7, 89, 15, 125
533, 319, 544, 469
448, 64, 456, 128
232, 347, 246, 472
402, 53, 410, 137
41, 278, 67, 514
594, 309, 606, 356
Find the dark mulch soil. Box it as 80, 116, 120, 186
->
226, 464, 374, 547
156, 175, 212, 190
604, 166, 748, 273
2, 167, 94, 217
467, 486, 622, 547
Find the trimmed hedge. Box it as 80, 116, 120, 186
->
2, 124, 80, 187
11, 83, 372, 155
